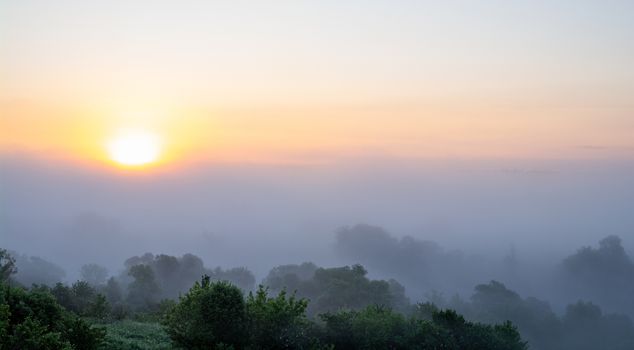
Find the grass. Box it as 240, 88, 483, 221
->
97, 319, 172, 350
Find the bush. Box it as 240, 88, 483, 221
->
319, 306, 528, 350
245, 285, 314, 349
162, 276, 246, 349
0, 281, 106, 349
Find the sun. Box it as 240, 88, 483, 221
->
107, 129, 162, 167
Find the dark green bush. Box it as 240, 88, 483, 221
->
162, 276, 247, 349
0, 281, 106, 349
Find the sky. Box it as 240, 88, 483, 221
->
0, 1, 633, 279
1, 0, 633, 166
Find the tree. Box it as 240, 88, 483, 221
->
80, 264, 108, 287
310, 264, 394, 315
321, 305, 408, 349
103, 277, 122, 304
48, 281, 109, 318
163, 276, 247, 349
263, 262, 317, 294
245, 285, 312, 348
126, 264, 161, 311
562, 236, 634, 316
12, 254, 66, 287
320, 305, 528, 350
560, 301, 634, 350
453, 280, 561, 350
0, 281, 105, 349
153, 254, 181, 298
0, 249, 17, 282
209, 267, 256, 292
72, 281, 97, 313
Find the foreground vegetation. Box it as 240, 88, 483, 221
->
97, 320, 170, 350
1, 248, 526, 349
4, 233, 634, 349
161, 276, 526, 349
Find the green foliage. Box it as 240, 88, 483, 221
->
466, 280, 561, 349
125, 253, 256, 301
98, 320, 171, 350
320, 305, 408, 349
62, 315, 108, 350
245, 285, 313, 349
88, 294, 110, 320
320, 306, 528, 350
50, 281, 111, 318
73, 281, 98, 312
0, 280, 106, 349
8, 316, 72, 350
311, 264, 392, 313
264, 263, 409, 316
0, 300, 8, 341
162, 276, 247, 349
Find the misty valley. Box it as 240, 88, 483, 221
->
2, 224, 633, 349
2, 1, 634, 348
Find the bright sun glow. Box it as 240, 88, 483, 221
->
107, 130, 162, 166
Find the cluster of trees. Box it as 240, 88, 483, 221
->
263, 263, 409, 316
122, 253, 255, 300
433, 280, 634, 350
18, 252, 258, 317
260, 255, 634, 350
336, 225, 634, 317
162, 275, 528, 349
561, 235, 634, 316
0, 249, 106, 349
334, 224, 504, 296
9, 253, 66, 287
112, 253, 254, 312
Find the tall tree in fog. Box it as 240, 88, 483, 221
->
562, 236, 634, 316
11, 253, 66, 287
127, 264, 161, 310
0, 249, 16, 282
80, 264, 109, 286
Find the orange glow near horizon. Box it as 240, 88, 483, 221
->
1, 99, 634, 172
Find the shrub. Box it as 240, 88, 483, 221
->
0, 281, 106, 349
162, 276, 246, 349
